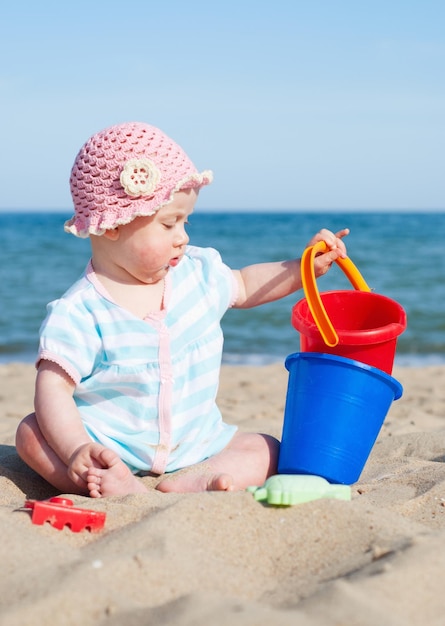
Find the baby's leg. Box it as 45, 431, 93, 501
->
87, 448, 148, 497
15, 413, 89, 495
156, 432, 279, 493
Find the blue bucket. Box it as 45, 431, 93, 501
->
278, 352, 403, 484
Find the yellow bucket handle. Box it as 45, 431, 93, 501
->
301, 241, 371, 347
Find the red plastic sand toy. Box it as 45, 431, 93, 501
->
24, 497, 106, 532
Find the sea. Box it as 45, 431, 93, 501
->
1, 210, 444, 367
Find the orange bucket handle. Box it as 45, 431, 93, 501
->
301, 241, 371, 347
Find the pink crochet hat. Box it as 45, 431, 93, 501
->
65, 122, 213, 237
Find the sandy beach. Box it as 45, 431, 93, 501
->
1, 361, 445, 625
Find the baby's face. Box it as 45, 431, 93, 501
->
97, 189, 198, 286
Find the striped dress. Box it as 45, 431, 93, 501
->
37, 245, 239, 474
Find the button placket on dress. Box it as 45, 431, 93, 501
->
150, 320, 173, 474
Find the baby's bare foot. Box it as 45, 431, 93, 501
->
87, 448, 147, 497
156, 471, 235, 493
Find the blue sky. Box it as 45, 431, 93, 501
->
1, 0, 444, 211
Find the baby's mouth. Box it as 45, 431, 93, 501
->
168, 256, 181, 267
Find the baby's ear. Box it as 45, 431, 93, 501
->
103, 228, 120, 241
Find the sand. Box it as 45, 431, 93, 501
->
1, 361, 445, 625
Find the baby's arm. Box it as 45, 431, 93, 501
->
34, 360, 99, 488
233, 227, 349, 308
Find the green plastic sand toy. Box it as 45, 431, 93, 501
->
247, 474, 351, 506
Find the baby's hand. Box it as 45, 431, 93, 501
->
67, 442, 109, 487
307, 228, 349, 277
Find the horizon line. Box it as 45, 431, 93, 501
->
2, 207, 445, 214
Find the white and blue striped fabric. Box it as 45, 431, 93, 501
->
37, 245, 239, 474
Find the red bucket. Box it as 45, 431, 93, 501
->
292, 242, 407, 375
